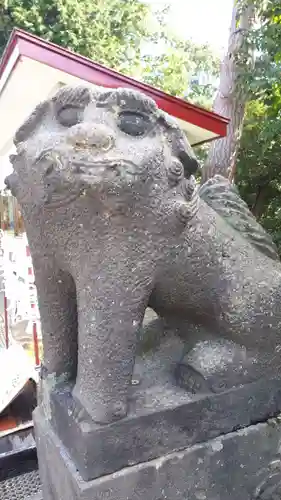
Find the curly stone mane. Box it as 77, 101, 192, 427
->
11, 85, 201, 224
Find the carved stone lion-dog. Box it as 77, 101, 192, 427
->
6, 85, 281, 424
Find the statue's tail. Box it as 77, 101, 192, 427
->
198, 175, 279, 261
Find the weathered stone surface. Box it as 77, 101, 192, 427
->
34, 407, 281, 500
6, 84, 281, 429
7, 84, 281, 499
47, 375, 281, 481
6, 85, 201, 425
34, 312, 281, 481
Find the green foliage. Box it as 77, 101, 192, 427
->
139, 26, 219, 108
236, 98, 281, 251
0, 0, 150, 73
240, 0, 281, 102
0, 0, 219, 109
235, 0, 281, 253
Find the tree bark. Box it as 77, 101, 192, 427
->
201, 0, 256, 183
251, 185, 268, 219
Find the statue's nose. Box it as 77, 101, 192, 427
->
66, 123, 114, 151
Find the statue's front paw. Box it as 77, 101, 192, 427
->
72, 385, 128, 424
74, 397, 128, 425
175, 362, 212, 394
90, 400, 128, 425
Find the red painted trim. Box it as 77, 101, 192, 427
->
18, 37, 228, 136
4, 294, 9, 349
0, 31, 21, 97
0, 29, 229, 140
0, 30, 19, 79
18, 38, 228, 136
32, 321, 40, 366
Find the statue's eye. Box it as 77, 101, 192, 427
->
57, 105, 82, 127
118, 111, 152, 137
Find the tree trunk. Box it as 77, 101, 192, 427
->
251, 185, 268, 219
201, 0, 256, 183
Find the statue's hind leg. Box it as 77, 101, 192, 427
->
176, 338, 264, 394
179, 323, 281, 396
164, 318, 266, 395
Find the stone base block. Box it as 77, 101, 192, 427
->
47, 376, 281, 481
34, 406, 281, 500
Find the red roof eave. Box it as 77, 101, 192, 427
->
0, 28, 229, 143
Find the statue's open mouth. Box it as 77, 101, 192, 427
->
71, 159, 137, 179
44, 158, 138, 209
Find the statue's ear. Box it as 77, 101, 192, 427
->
4, 172, 20, 197
14, 100, 49, 145
171, 130, 200, 178
178, 147, 200, 178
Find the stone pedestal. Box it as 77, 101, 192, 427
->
46, 376, 281, 481
33, 363, 281, 500
32, 315, 281, 500
34, 406, 281, 500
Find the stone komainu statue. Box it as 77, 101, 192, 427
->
6, 85, 281, 424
